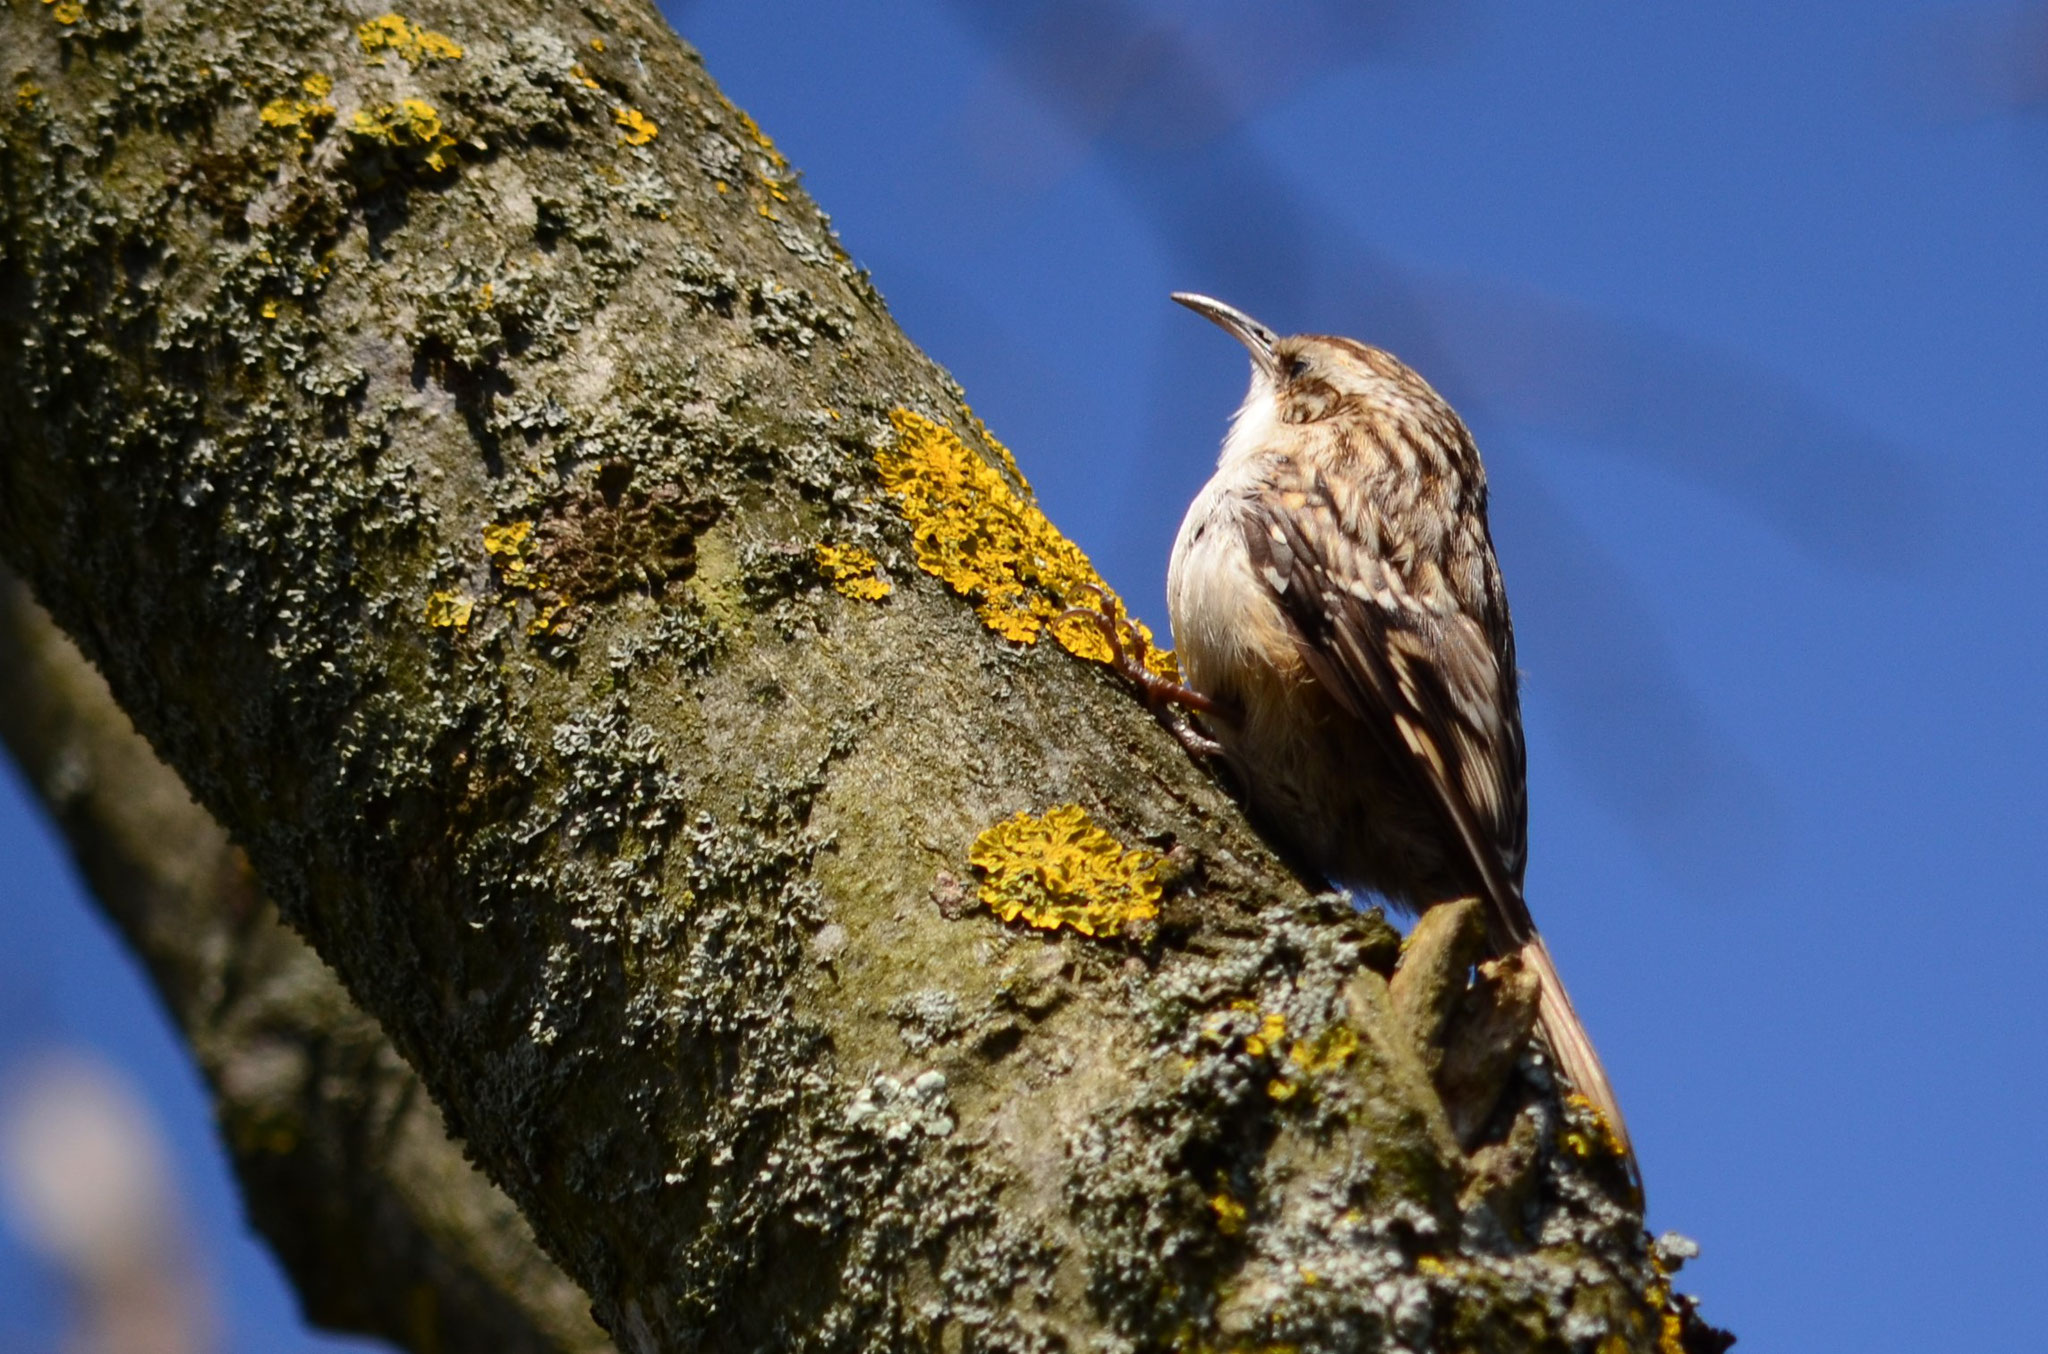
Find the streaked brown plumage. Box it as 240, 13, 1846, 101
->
1163, 292, 1631, 1160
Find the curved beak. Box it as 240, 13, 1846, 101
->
1171, 292, 1279, 376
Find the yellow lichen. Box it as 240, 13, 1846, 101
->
481, 522, 571, 634
351, 99, 458, 173
1268, 1024, 1357, 1100
813, 543, 891, 601
1205, 1000, 1294, 1060
1645, 1238, 1696, 1354
965, 410, 1031, 491
590, 36, 606, 52
571, 63, 601, 90
357, 13, 464, 65
877, 409, 1177, 680
525, 600, 570, 636
50, 0, 83, 24
1243, 1011, 1287, 1058
261, 82, 337, 145
1559, 1092, 1629, 1161
423, 590, 475, 632
1287, 1023, 1359, 1075
1212, 1014, 1359, 1101
968, 805, 1164, 939
484, 520, 536, 577
16, 83, 42, 108
613, 106, 658, 145
1208, 1192, 1246, 1236
733, 106, 789, 170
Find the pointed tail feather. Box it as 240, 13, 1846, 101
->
1516, 934, 1634, 1166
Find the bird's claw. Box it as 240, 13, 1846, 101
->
1165, 719, 1226, 759
1058, 584, 1225, 731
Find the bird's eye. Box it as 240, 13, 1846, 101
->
1285, 356, 1310, 381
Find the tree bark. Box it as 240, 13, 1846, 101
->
0, 565, 613, 1354
0, 2, 1721, 1351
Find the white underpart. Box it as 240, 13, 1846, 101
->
1216, 371, 1280, 471
1167, 366, 1298, 725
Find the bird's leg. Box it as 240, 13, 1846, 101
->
1058, 583, 1216, 711
1058, 585, 1227, 758
1162, 715, 1226, 759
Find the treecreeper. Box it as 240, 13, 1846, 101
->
1134, 292, 1635, 1168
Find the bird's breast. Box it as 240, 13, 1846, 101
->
1167, 475, 1300, 713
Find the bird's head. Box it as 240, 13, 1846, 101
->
1171, 292, 1448, 434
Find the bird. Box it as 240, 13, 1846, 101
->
1153, 291, 1632, 1162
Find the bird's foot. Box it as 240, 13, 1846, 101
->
1058, 583, 1221, 717
1164, 718, 1226, 759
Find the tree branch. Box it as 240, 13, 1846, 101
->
0, 566, 612, 1354
0, 2, 1720, 1349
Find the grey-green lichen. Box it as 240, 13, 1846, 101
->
0, 4, 1725, 1353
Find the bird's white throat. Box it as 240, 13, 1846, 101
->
1218, 376, 1280, 470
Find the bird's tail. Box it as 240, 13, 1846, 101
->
1515, 933, 1635, 1169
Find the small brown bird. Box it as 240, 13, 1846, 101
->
1160, 292, 1631, 1159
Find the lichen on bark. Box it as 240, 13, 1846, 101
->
0, 2, 1726, 1351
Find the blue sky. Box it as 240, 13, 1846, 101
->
4, 2, 2044, 1349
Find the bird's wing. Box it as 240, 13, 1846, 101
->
1243, 465, 1633, 1164
1242, 464, 1533, 942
